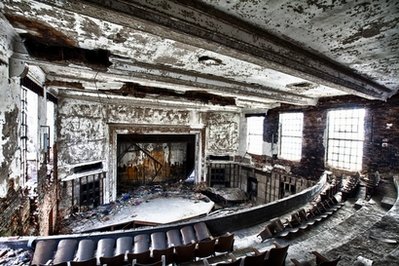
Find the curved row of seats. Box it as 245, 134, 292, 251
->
291, 251, 341, 266
257, 180, 344, 242
31, 222, 235, 266
203, 242, 289, 266
341, 174, 360, 201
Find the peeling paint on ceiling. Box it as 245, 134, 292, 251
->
1, 0, 397, 110
202, 0, 399, 93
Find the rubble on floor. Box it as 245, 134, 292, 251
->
0, 244, 32, 266
204, 187, 248, 202
61, 182, 244, 234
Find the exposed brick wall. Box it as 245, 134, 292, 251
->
298, 109, 326, 178
37, 163, 58, 236
364, 100, 399, 172
263, 94, 399, 178
0, 180, 30, 236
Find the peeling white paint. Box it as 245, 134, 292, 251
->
0, 14, 15, 63
206, 112, 240, 154
202, 0, 399, 91
0, 74, 22, 197
2, 0, 352, 105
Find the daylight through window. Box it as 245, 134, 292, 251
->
327, 108, 365, 171
279, 112, 303, 161
247, 116, 264, 155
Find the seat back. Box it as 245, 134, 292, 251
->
264, 244, 289, 266
174, 243, 196, 263
31, 240, 58, 266
195, 238, 216, 258
75, 239, 96, 262
134, 234, 150, 254
289, 213, 302, 227
298, 208, 308, 221
39, 263, 68, 266
215, 233, 234, 253
151, 232, 167, 250
52, 239, 78, 265
194, 222, 211, 242
152, 247, 174, 265
70, 257, 97, 266
133, 255, 165, 266
96, 238, 116, 259
180, 225, 197, 245
166, 229, 182, 247
258, 226, 273, 242
243, 251, 266, 266
115, 236, 132, 255
127, 250, 151, 264
99, 253, 125, 266
216, 258, 242, 266
269, 219, 285, 234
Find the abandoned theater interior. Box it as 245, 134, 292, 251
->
0, 0, 399, 265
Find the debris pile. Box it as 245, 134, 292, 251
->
0, 246, 32, 266
60, 182, 212, 234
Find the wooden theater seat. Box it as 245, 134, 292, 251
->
96, 238, 115, 259
291, 251, 341, 266
261, 242, 289, 266
257, 225, 273, 242
214, 233, 234, 254
194, 222, 212, 242
132, 254, 165, 266
70, 258, 97, 266
115, 236, 133, 255
127, 250, 151, 265
152, 247, 174, 265
174, 243, 196, 264
180, 225, 197, 245
195, 238, 216, 259
74, 239, 96, 262
203, 256, 242, 266
134, 234, 150, 254
166, 229, 182, 248
151, 232, 167, 251
312, 251, 341, 266
31, 239, 58, 266
52, 239, 78, 265
243, 248, 266, 266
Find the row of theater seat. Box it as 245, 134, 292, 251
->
341, 174, 360, 201
203, 242, 289, 266
291, 251, 341, 266
257, 180, 344, 241
31, 222, 235, 266
204, 245, 339, 266
205, 244, 339, 266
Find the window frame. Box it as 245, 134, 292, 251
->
246, 116, 264, 155
326, 108, 366, 171
278, 112, 304, 161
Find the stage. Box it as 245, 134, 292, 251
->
70, 196, 214, 233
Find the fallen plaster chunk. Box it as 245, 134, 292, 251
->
381, 197, 395, 209
355, 255, 373, 266
205, 187, 247, 202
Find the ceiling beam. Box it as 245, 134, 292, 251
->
69, 0, 392, 100
11, 52, 315, 107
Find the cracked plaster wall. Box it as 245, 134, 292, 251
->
0, 17, 21, 198
57, 96, 240, 213
205, 112, 240, 155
